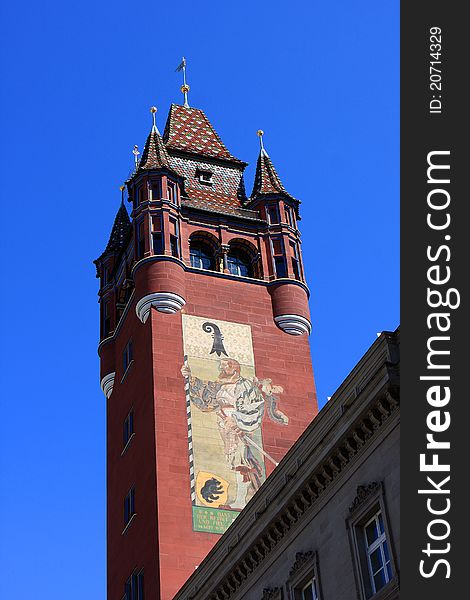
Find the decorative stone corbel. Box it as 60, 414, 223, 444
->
135, 292, 186, 323
274, 314, 312, 336
100, 372, 116, 398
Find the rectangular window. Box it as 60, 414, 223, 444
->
364, 511, 392, 595
167, 182, 175, 203
274, 256, 287, 278
124, 487, 135, 526
285, 205, 295, 227
137, 220, 145, 259
288, 551, 322, 600
290, 241, 301, 280
169, 218, 179, 258
103, 301, 111, 337
124, 569, 144, 600
150, 181, 161, 200
298, 579, 319, 600
272, 238, 287, 278
123, 409, 134, 449
198, 170, 213, 185
347, 483, 397, 600
102, 266, 109, 286
267, 205, 280, 224
152, 215, 163, 255
123, 340, 133, 374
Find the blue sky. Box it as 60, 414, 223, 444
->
0, 1, 398, 598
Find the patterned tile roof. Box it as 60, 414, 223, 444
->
139, 127, 171, 170
250, 148, 297, 202
181, 196, 261, 220
97, 201, 132, 260
163, 104, 243, 163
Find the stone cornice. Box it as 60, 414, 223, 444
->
173, 329, 400, 600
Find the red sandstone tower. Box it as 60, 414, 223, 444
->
95, 95, 317, 600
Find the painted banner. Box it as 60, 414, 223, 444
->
181, 315, 289, 534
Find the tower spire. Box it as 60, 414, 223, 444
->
176, 57, 190, 107
250, 130, 297, 201
138, 106, 171, 170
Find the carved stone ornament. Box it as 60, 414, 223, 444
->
261, 588, 281, 600
349, 482, 380, 513
289, 551, 314, 578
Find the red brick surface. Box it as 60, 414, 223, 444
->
103, 264, 317, 600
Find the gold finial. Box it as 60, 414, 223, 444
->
150, 106, 158, 131
119, 185, 125, 191
120, 184, 126, 204
257, 129, 266, 153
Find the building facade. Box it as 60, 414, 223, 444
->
173, 329, 400, 600
95, 100, 318, 600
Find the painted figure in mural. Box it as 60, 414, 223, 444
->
181, 357, 288, 509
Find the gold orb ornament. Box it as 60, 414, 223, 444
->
120, 185, 125, 191
257, 129, 264, 137
181, 84, 190, 94
150, 106, 157, 114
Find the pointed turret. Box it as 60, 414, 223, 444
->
138, 107, 171, 170
103, 200, 132, 254
250, 131, 297, 202
94, 197, 132, 268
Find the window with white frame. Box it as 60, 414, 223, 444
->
288, 551, 322, 600
364, 510, 392, 594
297, 578, 319, 600
347, 482, 397, 600
197, 169, 213, 185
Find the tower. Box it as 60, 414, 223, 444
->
94, 96, 318, 600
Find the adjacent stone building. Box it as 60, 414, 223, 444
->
173, 328, 400, 600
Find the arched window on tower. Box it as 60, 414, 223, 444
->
226, 239, 261, 279
227, 248, 253, 278
189, 240, 216, 271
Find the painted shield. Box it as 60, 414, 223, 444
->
196, 471, 229, 508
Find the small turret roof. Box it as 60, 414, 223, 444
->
96, 201, 131, 262
138, 127, 171, 170
250, 145, 297, 202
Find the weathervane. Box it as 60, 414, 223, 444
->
132, 145, 140, 169
176, 57, 190, 108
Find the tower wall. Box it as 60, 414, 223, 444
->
152, 273, 316, 598
96, 102, 318, 600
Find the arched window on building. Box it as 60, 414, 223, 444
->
227, 248, 253, 278
189, 239, 216, 271
226, 239, 261, 279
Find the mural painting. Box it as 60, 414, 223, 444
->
181, 315, 289, 534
